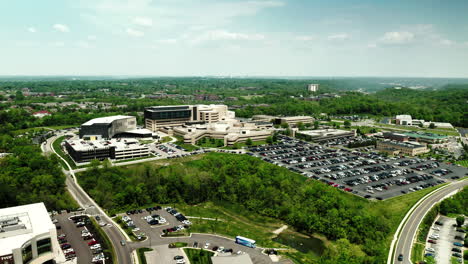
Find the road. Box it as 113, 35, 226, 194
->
44, 134, 133, 264
391, 179, 468, 264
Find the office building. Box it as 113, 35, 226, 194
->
144, 105, 235, 131
394, 115, 453, 129
376, 140, 429, 156
79, 115, 137, 140
296, 129, 356, 143
307, 84, 319, 92
171, 120, 273, 146
0, 203, 62, 264
404, 132, 448, 144
395, 115, 413, 125
64, 138, 150, 163
382, 132, 409, 142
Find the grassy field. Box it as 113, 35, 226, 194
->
411, 243, 425, 263
184, 248, 214, 264
137, 248, 153, 264
455, 160, 468, 168
52, 136, 76, 169
175, 201, 285, 248
375, 123, 459, 136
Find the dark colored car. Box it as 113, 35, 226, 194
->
452, 248, 461, 253
434, 221, 443, 226
398, 254, 403, 261
174, 256, 184, 260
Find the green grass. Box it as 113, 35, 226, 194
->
375, 123, 459, 136
137, 248, 153, 264
280, 251, 309, 264
160, 136, 172, 143
184, 249, 214, 264
52, 136, 77, 169
411, 243, 425, 263
169, 242, 188, 248
451, 256, 460, 264
173, 136, 200, 151
175, 201, 285, 248
455, 160, 468, 168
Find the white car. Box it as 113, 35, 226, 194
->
63, 248, 74, 254
132, 228, 140, 232
81, 232, 92, 237
158, 218, 167, 224
204, 243, 210, 249
176, 260, 185, 264
217, 247, 224, 253
432, 227, 440, 231
90, 244, 101, 250
426, 248, 435, 253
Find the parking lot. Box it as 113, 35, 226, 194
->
425, 216, 466, 264
55, 213, 109, 264
123, 205, 281, 264
248, 136, 468, 200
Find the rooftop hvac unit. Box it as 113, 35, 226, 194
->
1, 223, 26, 232
0, 217, 19, 227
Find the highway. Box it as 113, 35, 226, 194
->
391, 179, 468, 264
44, 134, 133, 264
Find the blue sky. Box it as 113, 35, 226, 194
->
1, 0, 468, 77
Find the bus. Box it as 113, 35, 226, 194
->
235, 236, 256, 248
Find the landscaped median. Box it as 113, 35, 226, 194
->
183, 248, 214, 264
411, 206, 439, 263
137, 248, 153, 264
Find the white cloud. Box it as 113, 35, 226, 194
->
87, 35, 97, 40
296, 35, 315, 41
439, 39, 453, 46
51, 41, 65, 47
157, 39, 177, 44
126, 28, 144, 37
367, 43, 377, 48
28, 27, 36, 33
380, 31, 414, 44
133, 16, 153, 27
191, 30, 265, 44
77, 41, 91, 48
53, 24, 70, 33
327, 33, 349, 41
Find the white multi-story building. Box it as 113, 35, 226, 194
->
307, 84, 319, 92
0, 203, 62, 264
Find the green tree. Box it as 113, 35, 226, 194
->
246, 138, 253, 146
15, 90, 25, 101
314, 121, 320, 129
456, 216, 465, 227
344, 120, 351, 128
429, 123, 436, 129
266, 136, 273, 144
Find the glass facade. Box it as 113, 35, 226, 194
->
22, 244, 32, 263
37, 238, 52, 255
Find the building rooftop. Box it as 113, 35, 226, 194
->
82, 115, 134, 126
279, 116, 314, 121
298, 129, 353, 137
66, 138, 146, 152
0, 203, 53, 256
404, 132, 447, 140
379, 140, 426, 149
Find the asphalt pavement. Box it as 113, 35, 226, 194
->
392, 179, 468, 264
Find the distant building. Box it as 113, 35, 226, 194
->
275, 116, 315, 127
382, 132, 409, 142
376, 140, 429, 156
296, 129, 356, 143
64, 138, 150, 163
32, 110, 51, 118
172, 120, 273, 146
0, 203, 63, 264
144, 105, 235, 132
395, 115, 413, 125
79, 115, 141, 140
307, 84, 319, 92
404, 132, 448, 144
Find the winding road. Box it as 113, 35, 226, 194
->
389, 179, 468, 264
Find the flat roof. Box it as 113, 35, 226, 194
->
211, 254, 254, 264
379, 140, 426, 149
0, 203, 53, 255
66, 138, 148, 152
279, 116, 314, 121
298, 129, 353, 137
82, 115, 134, 126
404, 132, 447, 140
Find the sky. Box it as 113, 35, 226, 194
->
1, 0, 468, 77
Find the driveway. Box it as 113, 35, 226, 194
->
145, 245, 185, 264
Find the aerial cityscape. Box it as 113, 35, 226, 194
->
0, 1, 467, 264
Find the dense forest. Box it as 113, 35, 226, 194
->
439, 187, 468, 216
0, 136, 73, 210
1, 78, 467, 127
79, 153, 396, 263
